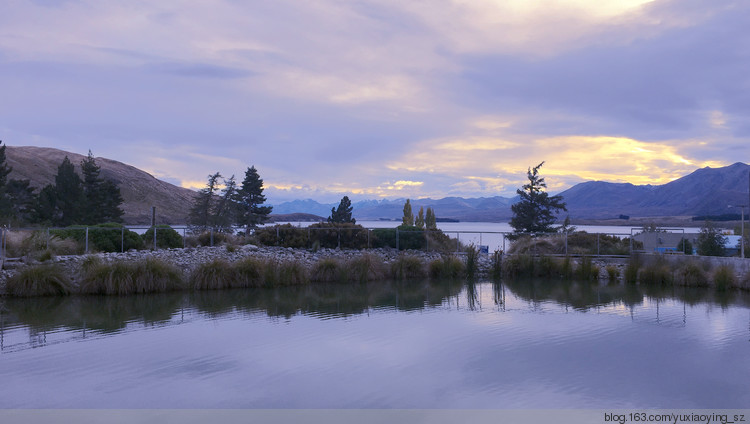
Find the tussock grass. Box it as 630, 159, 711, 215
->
5, 264, 76, 297
713, 265, 737, 291
491, 251, 503, 279
739, 271, 750, 291
191, 259, 235, 290
624, 254, 641, 284
233, 257, 264, 288
638, 259, 673, 286
310, 258, 342, 282
674, 261, 709, 287
80, 258, 185, 295
502, 254, 534, 279
465, 246, 478, 279
346, 254, 387, 283
606, 265, 619, 282
576, 256, 599, 280
429, 256, 465, 279
535, 255, 560, 278
275, 260, 309, 286
390, 255, 427, 280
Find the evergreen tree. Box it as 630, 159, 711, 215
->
510, 162, 567, 237
99, 179, 124, 223
696, 221, 726, 256
6, 179, 36, 222
237, 166, 272, 232
402, 199, 414, 226
189, 172, 222, 231
78, 151, 124, 224
213, 175, 238, 232
0, 141, 14, 217
329, 195, 355, 223
34, 184, 59, 224
54, 156, 84, 226
425, 207, 437, 230
415, 206, 425, 229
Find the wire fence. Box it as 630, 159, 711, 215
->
0, 224, 693, 262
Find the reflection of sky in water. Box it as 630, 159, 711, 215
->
0, 282, 748, 409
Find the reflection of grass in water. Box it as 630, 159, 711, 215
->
3, 293, 186, 333
6, 264, 75, 297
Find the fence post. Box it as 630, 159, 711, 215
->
597, 233, 600, 256
276, 226, 280, 246
426, 230, 429, 251
85, 227, 89, 253
367, 229, 370, 249
456, 232, 459, 252
210, 228, 214, 247
396, 228, 399, 251
565, 232, 568, 255
153, 226, 157, 250
121, 227, 125, 253
46, 227, 50, 251
337, 229, 341, 250
183, 228, 186, 249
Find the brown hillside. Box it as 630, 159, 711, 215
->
5, 146, 197, 225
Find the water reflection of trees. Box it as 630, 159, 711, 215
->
502, 278, 750, 311
0, 280, 465, 334
190, 279, 464, 319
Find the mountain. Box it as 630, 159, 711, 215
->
271, 196, 517, 222
6, 146, 197, 225
559, 162, 750, 218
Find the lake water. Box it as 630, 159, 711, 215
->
1, 280, 748, 409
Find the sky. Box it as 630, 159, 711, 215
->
1, 0, 748, 204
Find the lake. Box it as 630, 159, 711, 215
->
1, 279, 748, 409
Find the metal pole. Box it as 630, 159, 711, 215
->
85, 227, 89, 253
742, 206, 745, 259
210, 228, 214, 247
396, 228, 399, 251
597, 233, 600, 256
121, 227, 124, 252
46, 227, 50, 251
153, 226, 157, 250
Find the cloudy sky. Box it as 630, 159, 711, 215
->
1, 0, 748, 203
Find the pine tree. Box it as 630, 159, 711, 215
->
80, 151, 123, 223
0, 141, 13, 217
213, 175, 238, 232
402, 199, 414, 226
54, 156, 84, 226
415, 206, 425, 229
696, 221, 726, 256
189, 172, 222, 231
237, 166, 272, 232
329, 196, 355, 223
34, 184, 59, 224
510, 162, 567, 237
425, 207, 437, 230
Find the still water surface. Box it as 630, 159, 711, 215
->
1, 280, 748, 408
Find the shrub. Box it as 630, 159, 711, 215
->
255, 224, 308, 248
80, 258, 185, 295
142, 225, 184, 249
233, 257, 265, 287
5, 264, 75, 297
535, 255, 561, 278
51, 223, 143, 253
576, 256, 598, 280
309, 223, 369, 249
390, 255, 427, 280
713, 265, 737, 291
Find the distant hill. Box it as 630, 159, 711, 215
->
6, 146, 197, 225
272, 163, 750, 222
559, 162, 750, 219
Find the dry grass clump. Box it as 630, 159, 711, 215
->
5, 231, 82, 258
5, 264, 76, 297
390, 255, 427, 280
80, 257, 185, 295
638, 259, 673, 286
502, 254, 535, 278
576, 256, 600, 281
233, 257, 265, 287
272, 260, 309, 286
508, 236, 561, 255
429, 255, 465, 279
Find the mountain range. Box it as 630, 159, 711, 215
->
5, 145, 749, 224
